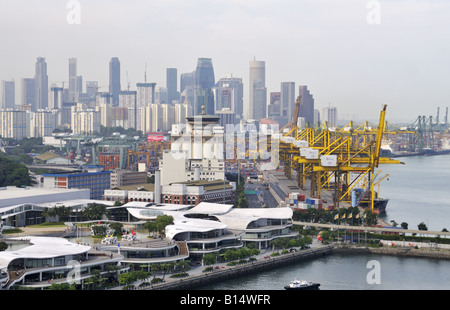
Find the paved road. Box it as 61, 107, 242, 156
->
245, 182, 278, 208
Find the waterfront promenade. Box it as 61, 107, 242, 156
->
144, 244, 333, 290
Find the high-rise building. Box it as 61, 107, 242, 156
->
155, 87, 168, 105
322, 105, 338, 126
109, 57, 121, 107
29, 110, 57, 138
268, 92, 287, 126
71, 103, 101, 135
21, 78, 36, 108
180, 71, 195, 112
215, 75, 243, 124
0, 109, 27, 139
166, 68, 178, 104
194, 87, 214, 116
280, 82, 296, 121
249, 60, 266, 120
298, 85, 315, 126
50, 87, 64, 110
136, 83, 156, 106
195, 58, 215, 89
194, 58, 215, 115
180, 71, 195, 94
119, 90, 137, 129
86, 81, 98, 100
35, 57, 48, 111
2, 80, 15, 109
68, 58, 78, 102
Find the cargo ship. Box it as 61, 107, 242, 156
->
352, 188, 388, 213
359, 197, 389, 214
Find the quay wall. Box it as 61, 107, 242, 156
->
148, 245, 333, 290
333, 245, 450, 260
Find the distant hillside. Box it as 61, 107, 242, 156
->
0, 152, 32, 187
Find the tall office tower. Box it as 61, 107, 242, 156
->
34, 57, 48, 111
193, 87, 215, 116
194, 58, 215, 115
180, 71, 195, 93
215, 75, 243, 122
195, 58, 215, 89
166, 68, 178, 104
21, 78, 36, 108
180, 71, 195, 111
280, 82, 296, 121
50, 87, 64, 110
249, 60, 266, 120
137, 82, 156, 106
86, 81, 98, 99
268, 91, 283, 124
322, 105, 338, 126
109, 57, 121, 107
2, 80, 15, 109
76, 75, 83, 94
298, 85, 315, 126
68, 58, 78, 102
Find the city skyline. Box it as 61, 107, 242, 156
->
1, 1, 449, 122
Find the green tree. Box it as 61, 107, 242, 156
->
144, 215, 174, 237
109, 222, 124, 236
82, 203, 107, 221
0, 241, 8, 252
418, 222, 428, 231
203, 253, 216, 265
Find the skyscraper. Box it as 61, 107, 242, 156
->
298, 85, 315, 126
35, 57, 48, 111
21, 78, 36, 108
137, 83, 156, 106
195, 58, 215, 89
2, 80, 15, 109
193, 58, 215, 115
280, 82, 296, 122
215, 75, 243, 122
249, 60, 266, 120
166, 68, 178, 104
69, 58, 78, 102
109, 57, 121, 107
322, 105, 338, 126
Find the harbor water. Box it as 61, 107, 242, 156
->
199, 155, 450, 290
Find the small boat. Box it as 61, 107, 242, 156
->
284, 278, 320, 290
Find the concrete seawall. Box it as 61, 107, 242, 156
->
147, 245, 333, 290
333, 245, 450, 260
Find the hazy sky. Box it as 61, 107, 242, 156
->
1, 0, 449, 122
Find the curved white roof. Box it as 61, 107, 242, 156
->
185, 202, 234, 215
123, 203, 293, 240
215, 207, 293, 230
0, 236, 90, 270
165, 216, 228, 240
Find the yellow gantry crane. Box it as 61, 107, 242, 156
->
277, 103, 403, 208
